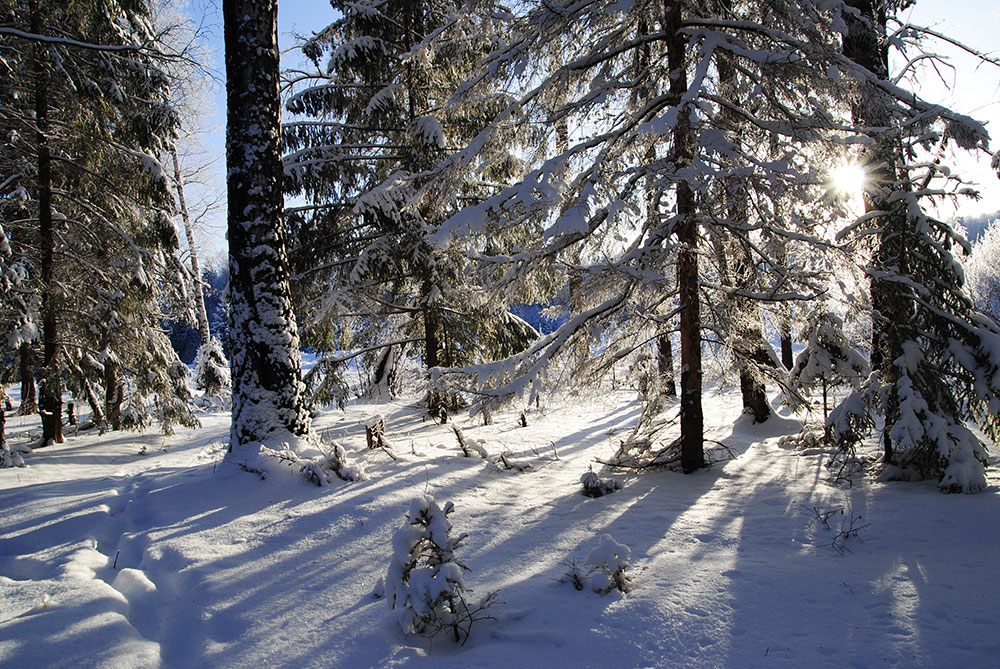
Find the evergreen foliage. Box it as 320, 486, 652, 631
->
283, 0, 531, 411
381, 495, 493, 644
828, 0, 1000, 492
0, 0, 199, 439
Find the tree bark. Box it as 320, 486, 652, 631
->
423, 293, 447, 418
715, 4, 770, 423
65, 354, 105, 429
104, 360, 122, 431
666, 0, 704, 473
171, 147, 211, 347
779, 310, 794, 370
657, 333, 676, 397
224, 0, 311, 449
32, 0, 62, 445
843, 0, 904, 463
18, 343, 37, 415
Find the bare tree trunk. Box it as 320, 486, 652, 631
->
224, 0, 311, 449
18, 343, 37, 415
779, 309, 794, 370
657, 333, 676, 397
32, 0, 61, 445
104, 360, 122, 431
666, 0, 704, 474
171, 147, 211, 347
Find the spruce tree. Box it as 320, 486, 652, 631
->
224, 0, 312, 450
284, 1, 522, 413
829, 0, 1000, 492
0, 0, 198, 442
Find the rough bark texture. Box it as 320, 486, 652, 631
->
666, 0, 704, 473
32, 0, 62, 445
224, 0, 311, 449
423, 294, 447, 419
657, 333, 676, 397
18, 343, 37, 415
172, 148, 212, 347
104, 360, 122, 431
771, 232, 794, 369
843, 0, 903, 462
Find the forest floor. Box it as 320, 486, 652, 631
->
2, 384, 999, 667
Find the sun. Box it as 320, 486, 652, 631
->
830, 162, 867, 196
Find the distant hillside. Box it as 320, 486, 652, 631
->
958, 210, 1000, 243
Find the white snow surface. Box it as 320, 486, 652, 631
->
2, 386, 1000, 667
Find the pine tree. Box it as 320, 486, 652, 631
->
789, 307, 869, 442
418, 1, 850, 471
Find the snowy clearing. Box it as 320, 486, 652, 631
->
2, 388, 999, 667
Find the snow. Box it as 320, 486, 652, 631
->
3, 386, 1000, 666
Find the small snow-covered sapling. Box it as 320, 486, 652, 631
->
379, 495, 495, 644
580, 466, 621, 497
563, 534, 632, 594
586, 534, 632, 594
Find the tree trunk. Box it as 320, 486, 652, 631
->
772, 241, 794, 369
224, 0, 311, 450
666, 0, 703, 473
423, 297, 447, 418
32, 0, 62, 445
18, 343, 37, 415
104, 360, 122, 431
780, 313, 794, 370
843, 0, 903, 463
656, 333, 676, 397
172, 147, 212, 347
716, 7, 770, 423
66, 354, 105, 430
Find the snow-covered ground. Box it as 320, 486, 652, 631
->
2, 386, 999, 667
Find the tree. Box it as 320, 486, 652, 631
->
0, 0, 197, 443
283, 1, 524, 413
829, 0, 1000, 492
789, 307, 869, 443
419, 0, 848, 472
224, 0, 312, 450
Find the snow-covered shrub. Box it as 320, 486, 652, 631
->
586, 534, 632, 594
789, 308, 868, 426
563, 534, 632, 594
1, 441, 26, 468
580, 466, 621, 497
790, 309, 868, 392
193, 336, 231, 400
254, 439, 366, 485
381, 495, 494, 644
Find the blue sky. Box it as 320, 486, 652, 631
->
188, 1, 1000, 258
